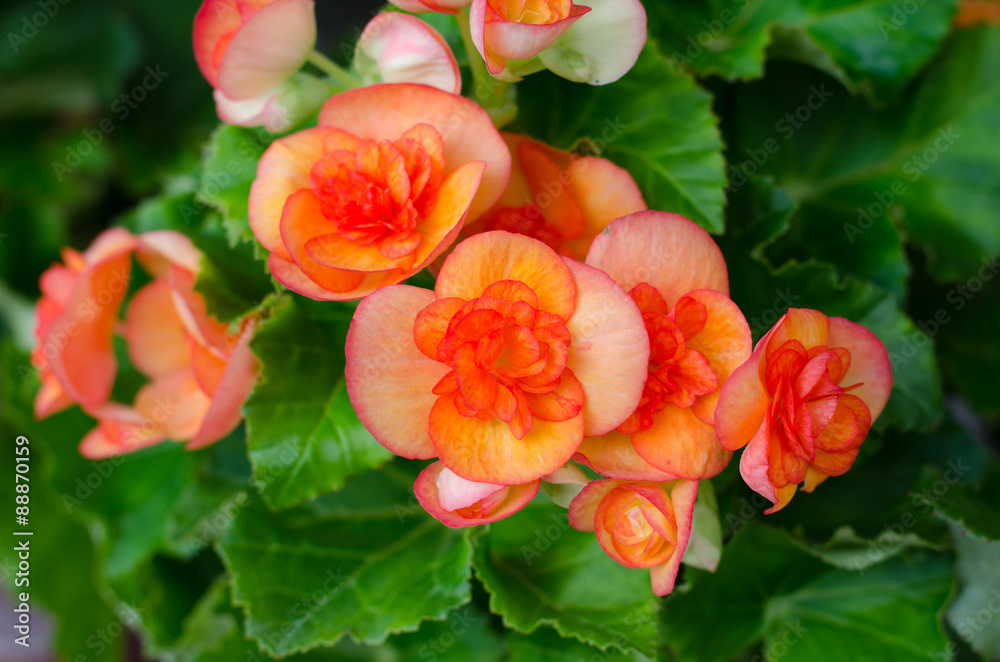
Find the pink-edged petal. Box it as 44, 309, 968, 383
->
193, 0, 243, 88
124, 279, 191, 379
414, 461, 538, 528
189, 321, 261, 449
79, 403, 168, 459
357, 13, 461, 94
567, 478, 620, 532
268, 254, 388, 302
738, 420, 783, 512
168, 265, 230, 354
217, 0, 316, 100
539, 0, 647, 86
214, 86, 289, 132
562, 156, 647, 260
82, 227, 138, 263
575, 432, 678, 482
650, 479, 697, 596
562, 258, 649, 436
826, 317, 892, 420
436, 231, 576, 320
318, 84, 511, 221
34, 377, 73, 420
46, 251, 133, 411
135, 370, 214, 442
136, 230, 202, 277
345, 285, 449, 459
585, 211, 729, 307
482, 5, 589, 61
714, 335, 770, 451
435, 465, 504, 510
632, 405, 731, 480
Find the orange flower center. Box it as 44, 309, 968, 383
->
763, 339, 870, 488
618, 283, 718, 434
488, 0, 572, 24
309, 124, 444, 262
597, 485, 677, 568
415, 280, 582, 440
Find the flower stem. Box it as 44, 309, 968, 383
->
307, 50, 360, 90
457, 8, 510, 113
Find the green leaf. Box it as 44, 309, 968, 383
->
648, 0, 957, 105
513, 43, 726, 233
660, 525, 828, 662
508, 626, 654, 662
788, 525, 939, 573
244, 297, 392, 509
765, 555, 953, 662
198, 124, 276, 247
215, 467, 475, 657
721, 178, 943, 432
932, 484, 1000, 541
946, 523, 1000, 659
473, 502, 660, 656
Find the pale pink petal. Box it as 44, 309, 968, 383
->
136, 230, 202, 277
826, 317, 893, 420
539, 0, 647, 85
436, 465, 505, 511
357, 13, 461, 94
650, 479, 697, 596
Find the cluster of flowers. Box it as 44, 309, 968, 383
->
32, 0, 893, 596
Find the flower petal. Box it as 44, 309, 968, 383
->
357, 13, 461, 94
79, 403, 168, 459
189, 321, 260, 449
539, 0, 646, 86
345, 285, 449, 459
562, 156, 647, 259
567, 478, 620, 532
650, 479, 697, 596
632, 405, 732, 480
575, 432, 678, 481
826, 317, 892, 420
562, 257, 649, 435
415, 461, 538, 528
124, 279, 191, 379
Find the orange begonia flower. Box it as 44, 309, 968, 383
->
569, 478, 697, 596
715, 308, 893, 513
460, 133, 646, 261
345, 231, 649, 485
575, 212, 751, 482
32, 228, 138, 420
193, 0, 316, 101
249, 84, 511, 301
414, 460, 539, 527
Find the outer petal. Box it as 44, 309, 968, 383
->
575, 432, 677, 482
357, 13, 461, 94
826, 317, 892, 420
46, 250, 133, 411
189, 322, 260, 449
136, 230, 202, 276
430, 389, 585, 484
268, 254, 388, 302
633, 405, 732, 480
436, 231, 576, 320
79, 404, 168, 459
539, 0, 647, 86
415, 461, 538, 528
562, 258, 649, 436
482, 5, 589, 61
567, 478, 620, 532
346, 285, 449, 459
764, 309, 829, 357
319, 84, 511, 221
193, 0, 243, 88
135, 370, 214, 442
585, 211, 729, 307
714, 327, 773, 451
214, 86, 288, 132
217, 0, 317, 100
124, 279, 191, 379
249, 127, 359, 261
34, 378, 73, 420
562, 156, 647, 259
738, 420, 781, 509
650, 480, 697, 596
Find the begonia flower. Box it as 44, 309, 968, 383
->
32, 228, 137, 419
345, 231, 649, 484
715, 308, 893, 513
568, 478, 697, 596
249, 84, 511, 301
415, 460, 539, 527
194, 0, 316, 102
354, 13, 461, 94
460, 133, 646, 260
575, 212, 751, 482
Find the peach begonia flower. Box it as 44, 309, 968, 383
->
345, 231, 649, 485
715, 309, 893, 514
460, 133, 646, 260
575, 212, 751, 483
33, 228, 138, 420
249, 84, 511, 301
568, 478, 697, 596
469, 0, 647, 85
415, 460, 539, 527
194, 0, 316, 102
32, 230, 260, 459
355, 13, 461, 94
